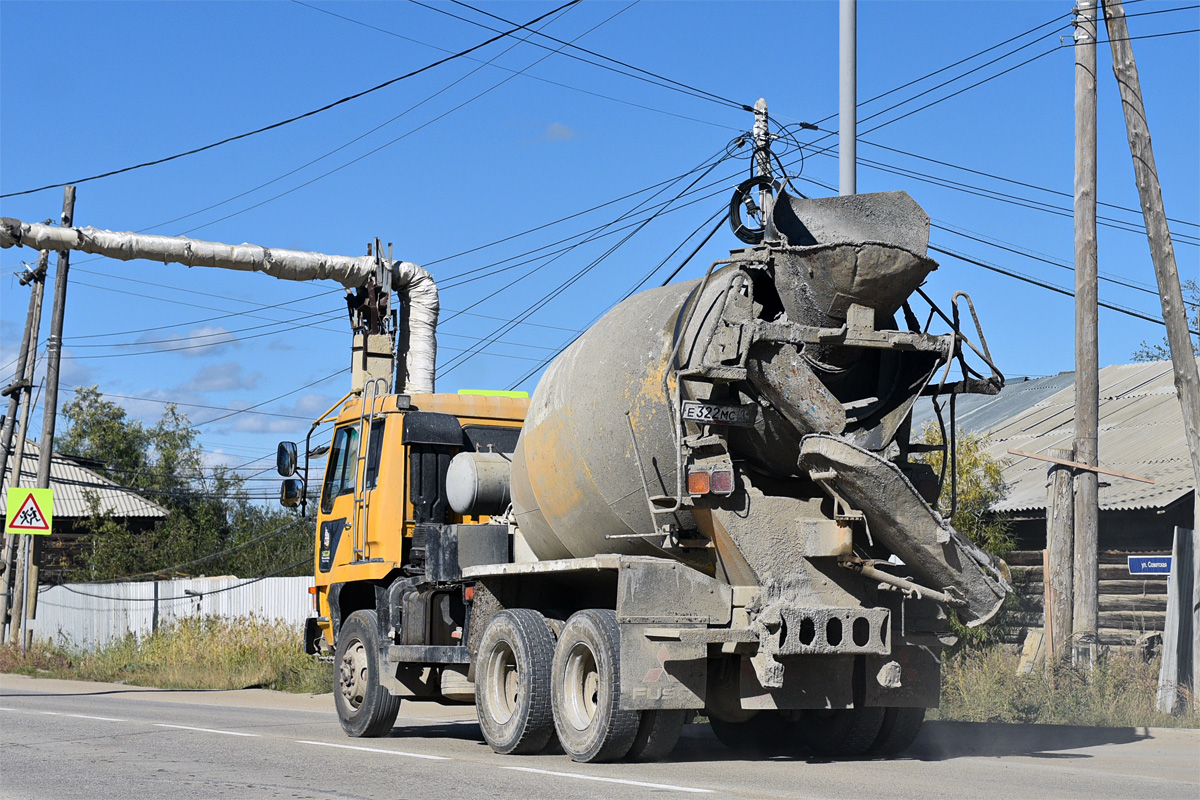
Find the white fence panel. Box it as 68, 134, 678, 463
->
33, 576, 315, 649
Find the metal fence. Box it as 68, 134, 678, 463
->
32, 576, 315, 649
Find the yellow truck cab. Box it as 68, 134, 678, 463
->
283, 391, 526, 734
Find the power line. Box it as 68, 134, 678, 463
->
53, 559, 310, 601
929, 244, 1197, 335
435, 0, 748, 110
0, 1, 582, 198
290, 0, 736, 132
162, 1, 623, 240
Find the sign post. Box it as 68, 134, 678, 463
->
5, 488, 52, 649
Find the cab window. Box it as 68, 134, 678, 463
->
321, 425, 360, 514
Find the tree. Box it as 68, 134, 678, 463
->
1131, 279, 1199, 362
58, 386, 310, 581
915, 423, 1015, 560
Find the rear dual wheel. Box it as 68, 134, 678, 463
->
551, 609, 642, 763
476, 609, 558, 755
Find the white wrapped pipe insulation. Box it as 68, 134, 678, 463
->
446, 451, 513, 516
0, 218, 377, 287
0, 217, 440, 395
393, 260, 439, 396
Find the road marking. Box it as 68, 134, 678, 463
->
295, 740, 450, 761
41, 711, 126, 722
154, 723, 260, 737
501, 766, 714, 794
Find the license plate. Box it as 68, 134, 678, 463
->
680, 400, 757, 426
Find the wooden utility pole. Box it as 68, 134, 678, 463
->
1102, 0, 1200, 707
22, 186, 76, 642
1046, 447, 1075, 661
0, 252, 47, 644
1072, 0, 1100, 666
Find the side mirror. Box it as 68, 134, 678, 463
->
280, 478, 304, 508
277, 442, 299, 477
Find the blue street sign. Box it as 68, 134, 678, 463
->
1128, 555, 1172, 575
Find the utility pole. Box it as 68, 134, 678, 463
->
839, 0, 857, 195
0, 252, 47, 644
1046, 447, 1075, 661
1102, 0, 1200, 705
1071, 0, 1100, 667
22, 186, 75, 644
752, 98, 778, 243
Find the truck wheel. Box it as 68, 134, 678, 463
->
708, 712, 799, 756
551, 609, 640, 763
866, 707, 925, 756
626, 710, 686, 762
476, 609, 557, 755
799, 706, 885, 757
334, 609, 401, 737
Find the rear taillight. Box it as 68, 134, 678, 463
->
687, 469, 711, 495
710, 469, 734, 495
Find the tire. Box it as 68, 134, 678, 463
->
551, 609, 640, 763
799, 706, 886, 758
709, 712, 801, 757
334, 609, 401, 738
475, 609, 557, 755
866, 707, 925, 757
626, 710, 686, 762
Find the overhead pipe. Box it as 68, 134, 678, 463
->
0, 218, 439, 394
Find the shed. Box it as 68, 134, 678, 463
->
2, 440, 168, 581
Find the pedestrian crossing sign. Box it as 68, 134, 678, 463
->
5, 488, 53, 536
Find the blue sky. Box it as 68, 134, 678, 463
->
1, 0, 1197, 495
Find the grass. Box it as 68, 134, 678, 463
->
0, 615, 332, 694
931, 645, 1200, 728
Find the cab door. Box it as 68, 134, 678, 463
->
317, 423, 359, 573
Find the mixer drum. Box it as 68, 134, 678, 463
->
509, 277, 726, 560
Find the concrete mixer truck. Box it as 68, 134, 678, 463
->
0, 154, 1009, 765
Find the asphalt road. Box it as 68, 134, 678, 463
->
1, 674, 1196, 800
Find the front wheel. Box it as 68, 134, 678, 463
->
551, 609, 640, 763
334, 610, 401, 737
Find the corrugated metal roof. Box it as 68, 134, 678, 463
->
910, 371, 1077, 436
2, 440, 169, 519
965, 359, 1195, 513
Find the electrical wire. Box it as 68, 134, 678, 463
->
929, 243, 1198, 335
0, 1, 583, 198
419, 0, 749, 111
52, 558, 311, 601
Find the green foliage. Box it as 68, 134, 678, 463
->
0, 616, 331, 694
931, 646, 1199, 728
1131, 278, 1198, 362
59, 386, 310, 581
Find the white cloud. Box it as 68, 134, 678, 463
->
176, 362, 260, 393
137, 325, 238, 357
540, 122, 579, 142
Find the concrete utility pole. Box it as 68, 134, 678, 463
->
752, 98, 778, 243
1072, 0, 1100, 667
23, 186, 75, 640
1102, 0, 1200, 704
0, 252, 47, 643
1046, 447, 1075, 661
839, 0, 857, 195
